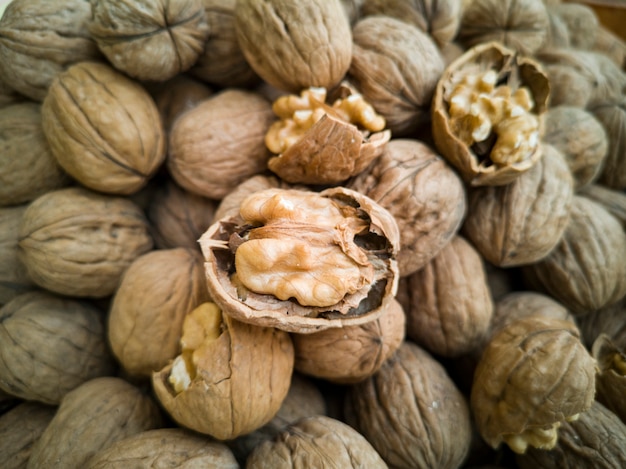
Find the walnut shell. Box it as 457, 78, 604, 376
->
592, 26, 626, 69
542, 7, 571, 50
199, 187, 400, 333
521, 195, 626, 315
398, 236, 493, 358
0, 204, 34, 305
108, 248, 211, 378
345, 341, 472, 469
0, 76, 26, 108
543, 106, 607, 190
594, 101, 626, 190
89, 0, 210, 81
41, 62, 166, 195
577, 298, 626, 351
235, 0, 352, 93
0, 102, 69, 206
246, 415, 387, 469
27, 377, 162, 469
18, 187, 154, 298
291, 297, 405, 384
167, 89, 274, 199
591, 334, 626, 425
152, 310, 294, 440
0, 0, 101, 101
579, 184, 626, 229
349, 15, 444, 137
462, 143, 573, 267
549, 2, 598, 50
0, 291, 115, 404
86, 428, 239, 469
348, 138, 466, 276
471, 316, 596, 453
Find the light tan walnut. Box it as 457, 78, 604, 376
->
592, 26, 626, 69
549, 2, 598, 50
580, 184, 626, 229
594, 100, 626, 190
0, 204, 35, 305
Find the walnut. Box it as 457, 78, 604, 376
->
439, 41, 466, 66
107, 248, 211, 378
593, 100, 626, 190
349, 15, 444, 136
0, 402, 56, 469
458, 0, 550, 55
521, 196, 626, 315
543, 106, 607, 190
0, 204, 34, 305
265, 85, 391, 185
345, 341, 472, 469
0, 0, 101, 101
89, 0, 210, 82
398, 236, 493, 358
291, 297, 405, 384
18, 187, 154, 298
27, 377, 162, 469
542, 7, 571, 50
0, 76, 26, 109
85, 428, 239, 469
471, 316, 597, 454
0, 103, 69, 206
167, 89, 275, 199
246, 415, 387, 469
463, 143, 573, 267
432, 42, 549, 186
348, 138, 466, 276
152, 302, 293, 440
591, 334, 626, 425
592, 26, 626, 70
549, 2, 598, 50
199, 187, 400, 333
579, 184, 626, 229
515, 401, 626, 469
577, 299, 626, 351
235, 0, 352, 93
147, 180, 217, 251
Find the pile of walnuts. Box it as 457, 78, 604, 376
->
2, 0, 626, 467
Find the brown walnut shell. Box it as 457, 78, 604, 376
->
549, 2, 598, 50
542, 7, 571, 50
0, 204, 34, 305
89, 0, 210, 82
592, 26, 626, 69
18, 187, 154, 298
577, 298, 626, 351
0, 77, 26, 108
579, 184, 626, 229
594, 100, 626, 190
591, 334, 626, 425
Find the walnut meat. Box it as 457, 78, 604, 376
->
348, 138, 466, 277
42, 62, 166, 195
108, 248, 211, 378
18, 187, 154, 298
0, 204, 34, 305
235, 0, 352, 93
199, 187, 400, 333
471, 316, 597, 454
89, 0, 210, 81
152, 302, 294, 440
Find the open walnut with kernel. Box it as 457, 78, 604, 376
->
265, 85, 391, 185
199, 187, 399, 333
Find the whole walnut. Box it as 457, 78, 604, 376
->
592, 26, 626, 69
549, 2, 598, 50
542, 7, 571, 50
462, 144, 573, 267
235, 0, 352, 93
27, 377, 162, 469
345, 341, 472, 469
577, 298, 626, 351
0, 102, 69, 206
86, 428, 239, 469
18, 187, 154, 298
349, 15, 444, 137
42, 62, 166, 195
0, 0, 101, 101
398, 236, 493, 358
580, 184, 626, 229
594, 100, 626, 190
89, 0, 210, 82
0, 204, 34, 305
591, 334, 626, 425
168, 89, 274, 199
108, 248, 211, 378
0, 291, 115, 404
348, 138, 466, 277
522, 195, 626, 315
152, 302, 294, 440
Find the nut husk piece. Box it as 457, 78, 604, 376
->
345, 341, 472, 469
89, 0, 210, 82
594, 101, 626, 190
152, 311, 294, 440
199, 187, 400, 333
246, 415, 387, 469
0, 0, 102, 101
432, 42, 550, 186
86, 428, 239, 469
18, 187, 154, 298
591, 334, 626, 424
108, 248, 211, 378
292, 297, 405, 384
235, 0, 352, 93
0, 204, 34, 305
471, 316, 597, 454
0, 102, 69, 206
42, 62, 166, 195
27, 377, 162, 469
579, 184, 626, 229
0, 291, 115, 404
348, 138, 466, 277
